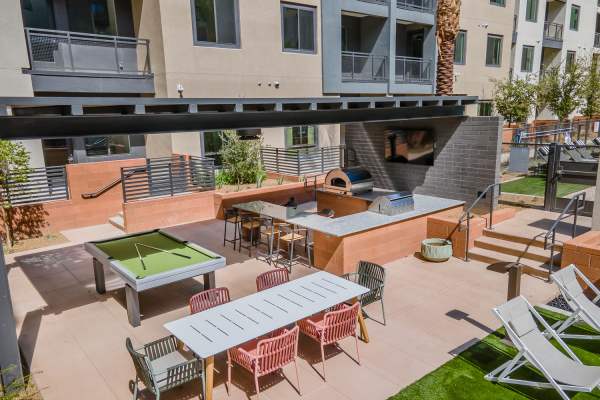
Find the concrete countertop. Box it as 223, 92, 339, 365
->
235, 194, 464, 238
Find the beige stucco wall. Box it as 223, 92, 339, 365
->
453, 0, 514, 101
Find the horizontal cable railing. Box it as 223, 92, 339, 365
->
1, 166, 69, 206
25, 28, 151, 75
261, 146, 345, 176
543, 22, 563, 42
122, 156, 215, 203
595, 33, 600, 48
342, 51, 388, 82
395, 56, 433, 84
397, 0, 434, 12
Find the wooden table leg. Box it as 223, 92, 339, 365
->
351, 297, 369, 343
204, 356, 214, 400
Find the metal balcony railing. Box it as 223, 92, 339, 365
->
595, 33, 600, 48
543, 22, 563, 42
358, 0, 389, 4
397, 0, 434, 13
395, 56, 433, 84
25, 28, 151, 76
341, 51, 388, 82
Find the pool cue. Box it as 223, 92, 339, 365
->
135, 243, 192, 259
134, 243, 148, 270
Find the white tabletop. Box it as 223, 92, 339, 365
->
164, 271, 369, 359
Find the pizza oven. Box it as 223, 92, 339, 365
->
323, 167, 374, 195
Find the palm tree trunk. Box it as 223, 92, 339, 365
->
436, 0, 462, 96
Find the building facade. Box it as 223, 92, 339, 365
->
2, 0, 440, 168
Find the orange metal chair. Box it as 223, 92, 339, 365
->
189, 287, 230, 314
256, 268, 290, 292
298, 302, 360, 381
227, 326, 301, 398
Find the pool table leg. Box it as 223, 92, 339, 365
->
203, 271, 215, 291
93, 258, 106, 294
125, 285, 141, 327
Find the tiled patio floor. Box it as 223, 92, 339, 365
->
7, 218, 561, 400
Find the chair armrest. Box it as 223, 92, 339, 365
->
229, 347, 257, 371
298, 317, 322, 339
341, 272, 359, 283
142, 335, 178, 361
154, 358, 202, 384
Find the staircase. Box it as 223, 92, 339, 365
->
468, 228, 561, 279
108, 212, 125, 231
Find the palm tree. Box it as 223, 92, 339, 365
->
435, 0, 461, 95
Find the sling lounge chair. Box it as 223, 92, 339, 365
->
563, 142, 596, 163
574, 140, 595, 159
485, 296, 600, 400
550, 264, 600, 340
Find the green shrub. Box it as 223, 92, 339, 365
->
218, 131, 265, 186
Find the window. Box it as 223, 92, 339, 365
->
84, 135, 130, 157
67, 0, 117, 35
569, 5, 580, 31
285, 126, 317, 148
21, 0, 56, 29
454, 30, 467, 64
485, 34, 503, 66
202, 131, 223, 165
490, 0, 505, 7
281, 3, 316, 53
192, 0, 239, 46
566, 51, 577, 69
478, 102, 493, 116
521, 45, 534, 72
525, 0, 538, 22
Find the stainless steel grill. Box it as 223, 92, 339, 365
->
368, 192, 414, 216
323, 167, 374, 195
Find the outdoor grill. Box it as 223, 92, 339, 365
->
323, 167, 374, 195
368, 191, 414, 216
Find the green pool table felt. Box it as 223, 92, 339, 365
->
94, 232, 217, 279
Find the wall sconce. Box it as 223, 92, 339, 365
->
176, 83, 184, 98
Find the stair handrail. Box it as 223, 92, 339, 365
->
543, 191, 586, 272
453, 182, 502, 262
81, 167, 144, 199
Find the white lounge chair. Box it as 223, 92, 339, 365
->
551, 264, 600, 340
485, 296, 600, 400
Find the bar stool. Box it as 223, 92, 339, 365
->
275, 223, 308, 272
223, 208, 241, 250
256, 217, 282, 264
238, 214, 261, 256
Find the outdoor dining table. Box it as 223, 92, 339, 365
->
164, 271, 370, 400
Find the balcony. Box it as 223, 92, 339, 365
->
595, 33, 600, 48
395, 56, 433, 84
25, 28, 154, 94
357, 0, 390, 4
397, 0, 434, 13
543, 22, 563, 49
341, 51, 388, 82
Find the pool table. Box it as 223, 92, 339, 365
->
85, 229, 226, 327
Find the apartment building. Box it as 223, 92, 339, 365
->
453, 0, 514, 116
1, 0, 439, 168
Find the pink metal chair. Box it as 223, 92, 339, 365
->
298, 302, 360, 381
256, 268, 290, 292
189, 287, 230, 314
227, 325, 301, 398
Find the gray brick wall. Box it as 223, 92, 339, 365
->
343, 116, 502, 204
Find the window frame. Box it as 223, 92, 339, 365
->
520, 45, 535, 72
566, 50, 577, 69
280, 2, 317, 54
190, 0, 241, 48
525, 0, 538, 22
478, 102, 493, 117
284, 126, 318, 148
84, 135, 132, 157
569, 4, 580, 31
485, 34, 504, 67
454, 30, 467, 65
489, 0, 506, 7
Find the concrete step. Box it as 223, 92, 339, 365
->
108, 214, 125, 231
482, 228, 563, 251
474, 236, 556, 263
468, 247, 553, 280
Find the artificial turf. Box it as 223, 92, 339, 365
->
390, 309, 600, 400
501, 176, 590, 198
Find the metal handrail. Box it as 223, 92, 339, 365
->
454, 183, 502, 261
25, 27, 151, 75
543, 22, 563, 42
543, 191, 586, 272
81, 167, 144, 199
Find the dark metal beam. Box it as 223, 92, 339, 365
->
0, 243, 22, 388
0, 105, 466, 140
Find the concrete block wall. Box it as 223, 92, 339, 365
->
344, 116, 502, 204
